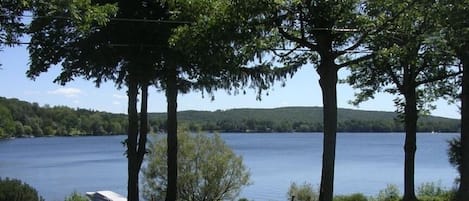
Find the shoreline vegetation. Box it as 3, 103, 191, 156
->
0, 97, 460, 139
0, 176, 456, 201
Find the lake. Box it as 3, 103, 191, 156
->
0, 133, 459, 201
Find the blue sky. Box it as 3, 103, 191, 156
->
0, 45, 460, 119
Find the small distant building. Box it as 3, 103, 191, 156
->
86, 191, 127, 201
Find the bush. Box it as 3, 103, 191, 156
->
448, 137, 461, 184
417, 182, 454, 201
0, 177, 44, 201
64, 192, 89, 201
287, 182, 318, 201
373, 184, 401, 201
334, 193, 368, 201
143, 131, 250, 201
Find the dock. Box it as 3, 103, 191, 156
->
86, 191, 127, 201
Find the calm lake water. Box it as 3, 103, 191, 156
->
0, 133, 459, 201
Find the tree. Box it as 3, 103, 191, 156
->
22, 0, 172, 200
64, 192, 89, 201
27, 1, 267, 201
156, 1, 279, 199
0, 104, 15, 138
0, 0, 29, 50
287, 182, 318, 201
0, 177, 45, 201
435, 0, 469, 200
143, 131, 250, 201
346, 1, 459, 200
248, 1, 375, 200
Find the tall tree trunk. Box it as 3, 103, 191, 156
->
166, 65, 178, 201
127, 76, 139, 201
317, 58, 338, 201
457, 48, 469, 201
137, 83, 148, 170
402, 88, 418, 201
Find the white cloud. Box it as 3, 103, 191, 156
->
48, 87, 83, 98
113, 94, 127, 99
112, 101, 121, 105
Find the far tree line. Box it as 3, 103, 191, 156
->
0, 96, 460, 139
0, 97, 127, 138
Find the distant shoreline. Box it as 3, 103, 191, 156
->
0, 96, 460, 140
1, 131, 459, 140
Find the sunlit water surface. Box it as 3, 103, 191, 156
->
0, 133, 458, 201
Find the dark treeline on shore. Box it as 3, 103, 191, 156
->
0, 97, 127, 138
151, 107, 459, 133
0, 97, 459, 139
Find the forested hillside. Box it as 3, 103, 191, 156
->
149, 107, 459, 133
0, 97, 460, 139
0, 97, 127, 138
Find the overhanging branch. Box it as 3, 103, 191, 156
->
277, 26, 319, 51
416, 71, 462, 86
337, 54, 373, 69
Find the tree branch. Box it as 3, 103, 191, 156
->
271, 45, 301, 57
277, 25, 319, 51
337, 0, 420, 56
335, 34, 366, 56
387, 66, 404, 91
337, 54, 373, 69
416, 71, 462, 86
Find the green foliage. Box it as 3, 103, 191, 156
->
64, 192, 89, 201
284, 183, 455, 201
0, 96, 458, 138
0, 104, 15, 138
165, 0, 284, 97
374, 184, 401, 201
347, 0, 459, 114
143, 131, 250, 201
334, 193, 368, 201
149, 107, 459, 133
0, 177, 44, 201
417, 182, 454, 201
448, 137, 462, 175
287, 182, 319, 201
0, 0, 30, 48
0, 97, 127, 138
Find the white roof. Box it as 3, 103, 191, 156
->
86, 190, 127, 201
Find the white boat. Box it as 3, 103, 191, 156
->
86, 190, 127, 201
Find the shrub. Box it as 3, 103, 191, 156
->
417, 182, 454, 201
0, 177, 44, 201
373, 184, 401, 201
287, 182, 318, 201
143, 131, 250, 201
64, 192, 89, 201
334, 193, 368, 201
448, 137, 461, 184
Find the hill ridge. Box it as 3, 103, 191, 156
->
148, 106, 459, 133
0, 97, 460, 137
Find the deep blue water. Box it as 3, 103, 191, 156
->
0, 133, 458, 201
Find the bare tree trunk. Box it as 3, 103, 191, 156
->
127, 76, 139, 201
137, 83, 148, 169
166, 65, 178, 201
457, 48, 469, 201
318, 58, 338, 201
402, 88, 418, 201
